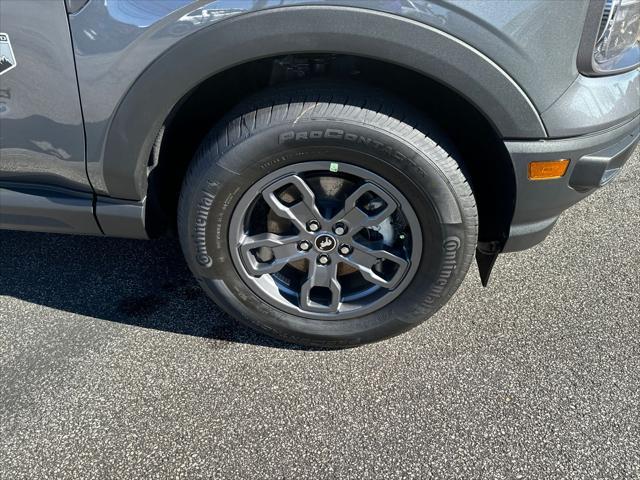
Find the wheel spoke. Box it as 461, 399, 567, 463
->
343, 243, 409, 290
263, 175, 325, 232
331, 183, 397, 233
239, 233, 305, 276
300, 260, 341, 313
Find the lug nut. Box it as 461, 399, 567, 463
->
339, 244, 353, 256
298, 241, 312, 252
307, 220, 321, 232
317, 255, 331, 265
333, 223, 347, 236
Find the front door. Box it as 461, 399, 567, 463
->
0, 0, 89, 192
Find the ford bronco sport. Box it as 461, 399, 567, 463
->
1, 0, 638, 346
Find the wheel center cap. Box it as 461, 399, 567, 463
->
315, 234, 337, 253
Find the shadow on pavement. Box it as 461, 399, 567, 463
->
0, 230, 311, 350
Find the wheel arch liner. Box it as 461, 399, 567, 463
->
97, 6, 546, 201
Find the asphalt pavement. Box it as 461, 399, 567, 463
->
1, 148, 638, 479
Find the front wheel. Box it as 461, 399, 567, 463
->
178, 84, 478, 347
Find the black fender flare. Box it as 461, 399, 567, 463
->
102, 5, 546, 200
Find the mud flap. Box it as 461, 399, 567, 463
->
476, 243, 501, 287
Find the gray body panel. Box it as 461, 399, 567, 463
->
542, 70, 640, 138
65, 0, 638, 200
0, 0, 88, 192
68, 0, 590, 134
85, 6, 547, 200
0, 184, 101, 235
69, 0, 556, 200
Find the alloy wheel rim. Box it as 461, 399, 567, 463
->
229, 162, 422, 320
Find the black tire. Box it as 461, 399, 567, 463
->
178, 83, 477, 347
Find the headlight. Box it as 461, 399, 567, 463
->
580, 0, 640, 75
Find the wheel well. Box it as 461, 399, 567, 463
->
148, 54, 515, 249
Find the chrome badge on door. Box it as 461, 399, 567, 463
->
0, 33, 17, 76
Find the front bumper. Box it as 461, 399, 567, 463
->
504, 115, 640, 252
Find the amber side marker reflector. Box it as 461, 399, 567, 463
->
528, 159, 570, 180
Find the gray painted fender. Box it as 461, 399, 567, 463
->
98, 6, 546, 201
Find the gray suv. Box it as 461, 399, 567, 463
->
1, 0, 638, 347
